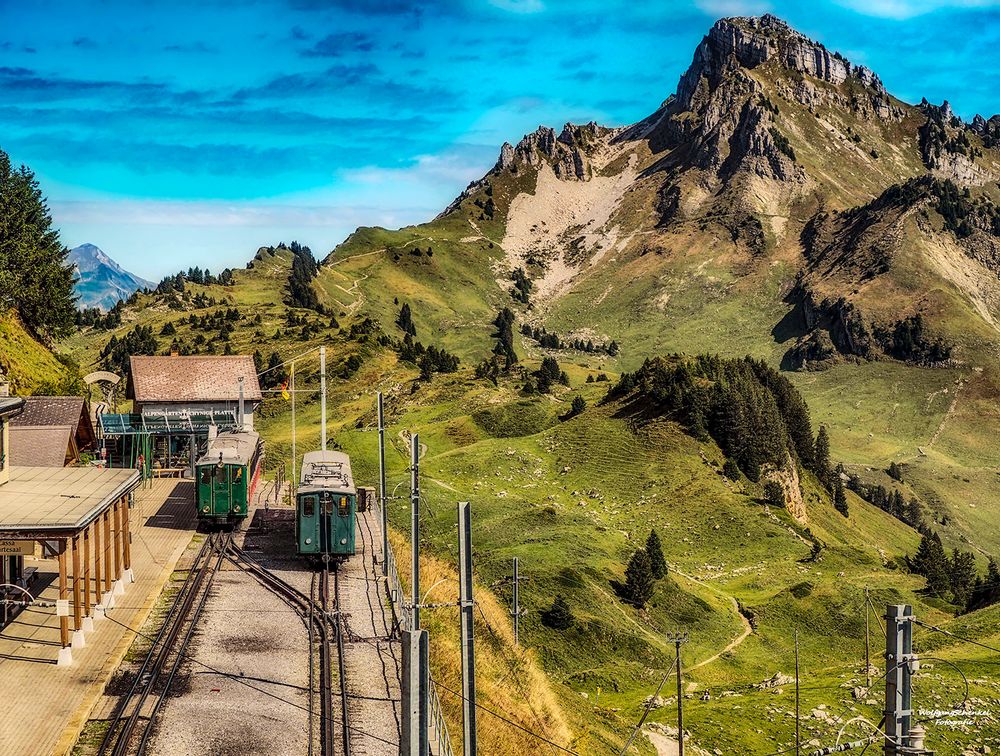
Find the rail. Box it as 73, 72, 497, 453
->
374, 497, 455, 756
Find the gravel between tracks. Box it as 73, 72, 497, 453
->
147, 490, 314, 756
144, 488, 402, 755
339, 507, 402, 755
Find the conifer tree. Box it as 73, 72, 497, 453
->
815, 426, 832, 488
645, 530, 668, 580
833, 477, 849, 517
541, 594, 574, 630
911, 532, 950, 598
623, 549, 655, 609
949, 549, 977, 607
0, 149, 77, 339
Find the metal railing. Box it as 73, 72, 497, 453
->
374, 497, 455, 756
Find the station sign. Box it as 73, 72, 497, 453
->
0, 540, 35, 556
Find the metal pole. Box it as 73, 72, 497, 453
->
795, 629, 801, 756
676, 640, 684, 756
291, 361, 296, 493
865, 588, 871, 687
411, 432, 420, 631
458, 501, 477, 756
884, 604, 913, 756
378, 392, 388, 577
320, 346, 327, 452
512, 557, 520, 647
401, 628, 430, 756
238, 376, 245, 432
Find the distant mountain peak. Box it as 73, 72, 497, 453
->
68, 243, 152, 311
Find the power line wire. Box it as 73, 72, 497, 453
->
432, 677, 579, 755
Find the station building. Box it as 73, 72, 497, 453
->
0, 382, 140, 666
97, 354, 263, 476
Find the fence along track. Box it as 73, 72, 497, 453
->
372, 497, 454, 756
99, 532, 230, 756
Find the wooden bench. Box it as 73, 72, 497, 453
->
151, 468, 185, 479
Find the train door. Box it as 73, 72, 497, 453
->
212, 465, 231, 515
319, 492, 334, 554
299, 494, 318, 553
335, 494, 356, 555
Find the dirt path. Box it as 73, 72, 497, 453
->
673, 570, 753, 672
926, 378, 965, 450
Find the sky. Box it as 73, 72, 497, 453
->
2, 0, 1000, 280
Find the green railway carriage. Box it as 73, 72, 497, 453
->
296, 450, 356, 560
195, 430, 263, 525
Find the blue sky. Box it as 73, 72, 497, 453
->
2, 0, 999, 279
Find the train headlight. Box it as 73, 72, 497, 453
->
202, 506, 210, 512
305, 538, 312, 545
340, 538, 348, 545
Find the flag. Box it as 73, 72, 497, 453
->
280, 381, 289, 401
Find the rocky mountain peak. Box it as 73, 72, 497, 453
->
676, 14, 885, 111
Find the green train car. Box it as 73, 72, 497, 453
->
296, 450, 356, 560
195, 430, 263, 526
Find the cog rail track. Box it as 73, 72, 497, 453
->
99, 532, 230, 756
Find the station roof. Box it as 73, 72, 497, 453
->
129, 355, 262, 403
0, 466, 140, 535
0, 397, 25, 418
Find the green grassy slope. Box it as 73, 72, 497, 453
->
0, 310, 75, 394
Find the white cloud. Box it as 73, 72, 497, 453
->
695, 0, 772, 15
834, 0, 1000, 18
487, 0, 546, 13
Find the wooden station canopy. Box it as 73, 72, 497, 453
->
0, 466, 141, 664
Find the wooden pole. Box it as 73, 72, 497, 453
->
72, 536, 82, 631
113, 498, 122, 582
122, 495, 131, 575
103, 510, 112, 592
93, 518, 103, 602
58, 545, 69, 648
83, 525, 92, 619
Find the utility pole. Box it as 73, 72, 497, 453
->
410, 432, 420, 631
795, 630, 801, 756
884, 604, 914, 756
319, 346, 326, 451
511, 557, 521, 647
665, 631, 688, 756
865, 587, 871, 687
458, 501, 477, 756
401, 628, 430, 756
291, 361, 296, 491
377, 392, 388, 577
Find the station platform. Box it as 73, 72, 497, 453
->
0, 480, 197, 756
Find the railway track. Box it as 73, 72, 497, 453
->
99, 532, 230, 756
227, 543, 352, 756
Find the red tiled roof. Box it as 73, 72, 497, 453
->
10, 396, 87, 433
9, 426, 74, 467
129, 355, 263, 403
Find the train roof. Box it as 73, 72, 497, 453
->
299, 450, 355, 495
196, 429, 261, 467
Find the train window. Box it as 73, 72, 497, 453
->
302, 496, 315, 517
320, 492, 334, 515
233, 468, 243, 484
200, 468, 212, 485
215, 466, 227, 484
338, 496, 349, 517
